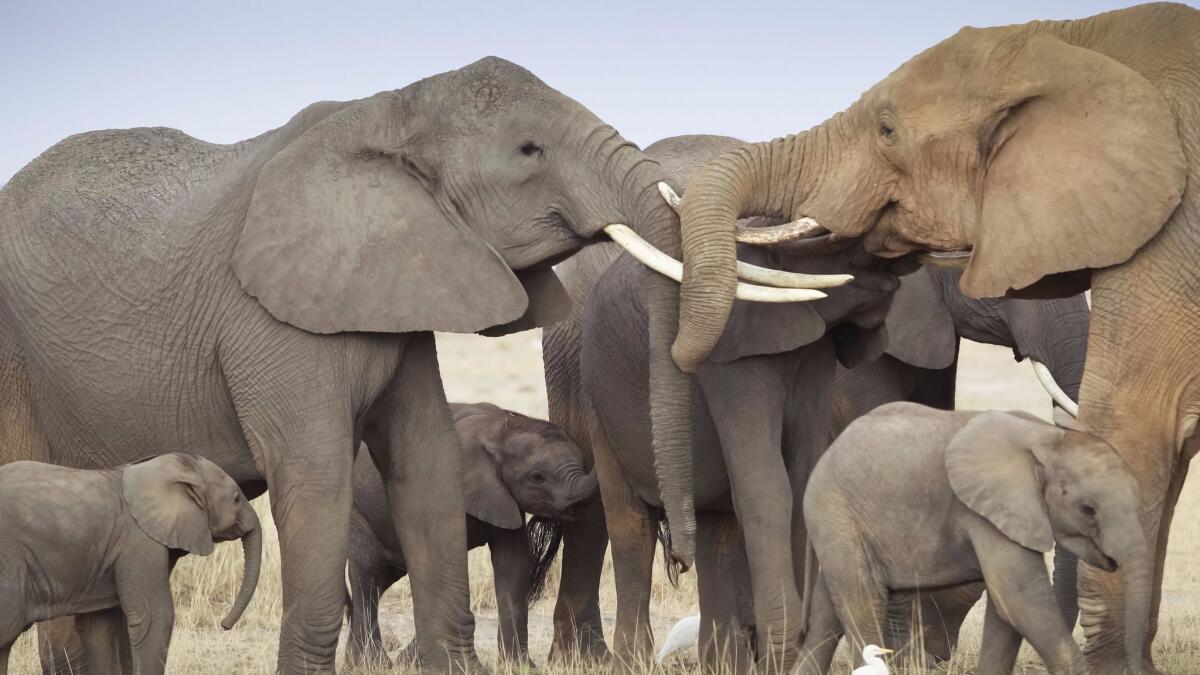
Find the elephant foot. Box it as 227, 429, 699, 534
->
394, 640, 490, 675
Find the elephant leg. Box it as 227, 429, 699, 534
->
973, 528, 1083, 675
549, 495, 610, 661
695, 510, 755, 674
361, 332, 478, 673
698, 359, 801, 673
115, 555, 173, 675
346, 510, 399, 670
918, 582, 984, 662
77, 608, 132, 675
590, 422, 656, 665
795, 574, 842, 675
977, 596, 1022, 675
489, 526, 535, 663
37, 617, 87, 675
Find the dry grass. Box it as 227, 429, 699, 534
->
7, 334, 1198, 673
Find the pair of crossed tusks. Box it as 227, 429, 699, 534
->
601, 183, 852, 303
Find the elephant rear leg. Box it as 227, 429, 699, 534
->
346, 511, 400, 670
549, 496, 610, 661
695, 511, 755, 674
796, 573, 843, 675
36, 617, 87, 675
591, 423, 657, 666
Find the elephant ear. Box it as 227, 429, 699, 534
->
944, 411, 1057, 552
462, 440, 523, 530
709, 246, 826, 363
122, 454, 214, 556
479, 269, 573, 337
884, 269, 957, 370
962, 33, 1186, 298
234, 93, 531, 335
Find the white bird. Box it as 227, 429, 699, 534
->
655, 614, 701, 663
853, 644, 894, 675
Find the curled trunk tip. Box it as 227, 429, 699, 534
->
221, 505, 263, 630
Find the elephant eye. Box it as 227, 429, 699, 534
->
530, 471, 546, 484
519, 141, 544, 158
879, 123, 894, 138
1080, 503, 1097, 518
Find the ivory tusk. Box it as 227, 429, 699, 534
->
736, 217, 827, 245
1031, 360, 1080, 418
736, 260, 853, 289
603, 224, 828, 303
658, 182, 682, 211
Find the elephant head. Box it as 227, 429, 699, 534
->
944, 411, 1151, 674
122, 453, 262, 630
671, 20, 1186, 374
453, 403, 597, 527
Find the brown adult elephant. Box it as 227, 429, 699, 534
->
0, 58, 837, 672
669, 4, 1197, 673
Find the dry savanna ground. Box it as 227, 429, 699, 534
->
9, 332, 1199, 673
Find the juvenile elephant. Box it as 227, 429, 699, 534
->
673, 5, 1198, 669
0, 453, 261, 675
346, 402, 597, 668
830, 265, 1090, 662
0, 56, 837, 672
797, 402, 1149, 675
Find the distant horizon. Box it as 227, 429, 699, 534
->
0, 0, 1166, 185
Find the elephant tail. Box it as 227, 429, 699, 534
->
526, 517, 564, 601
800, 540, 816, 636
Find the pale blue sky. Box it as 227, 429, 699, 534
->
0, 0, 1165, 184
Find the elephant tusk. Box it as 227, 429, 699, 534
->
736, 217, 829, 245
658, 181, 682, 211
604, 224, 829, 302
1031, 360, 1080, 418
735, 260, 853, 289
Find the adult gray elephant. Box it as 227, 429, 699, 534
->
548, 134, 917, 672
0, 58, 836, 672
670, 5, 1197, 672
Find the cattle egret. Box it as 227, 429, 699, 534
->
853, 644, 893, 675
656, 614, 701, 663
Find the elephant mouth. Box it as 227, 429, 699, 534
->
917, 248, 972, 268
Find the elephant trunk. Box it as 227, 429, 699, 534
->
591, 131, 700, 567
575, 467, 599, 503
672, 134, 802, 373
220, 502, 263, 630
1116, 532, 1152, 675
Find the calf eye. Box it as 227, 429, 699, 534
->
530, 471, 546, 484
519, 141, 543, 157
1080, 503, 1097, 518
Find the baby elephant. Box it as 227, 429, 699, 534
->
346, 402, 597, 667
798, 402, 1150, 675
1, 453, 261, 675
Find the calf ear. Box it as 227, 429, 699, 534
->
945, 412, 1057, 552
122, 454, 215, 556
709, 301, 825, 363
885, 269, 957, 370
462, 442, 523, 530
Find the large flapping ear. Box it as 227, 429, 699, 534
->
885, 269, 957, 369
234, 93, 530, 335
479, 269, 574, 337
962, 33, 1186, 298
945, 411, 1057, 552
122, 454, 215, 556
708, 246, 826, 363
462, 441, 523, 530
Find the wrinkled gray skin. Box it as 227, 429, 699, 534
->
830, 265, 1090, 662
346, 402, 597, 669
0, 454, 260, 675
798, 403, 1148, 675
566, 135, 923, 673
0, 57, 683, 672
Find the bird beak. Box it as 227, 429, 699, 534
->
878, 648, 894, 655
